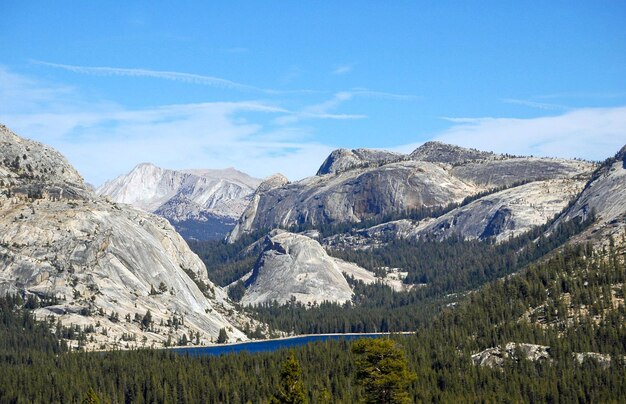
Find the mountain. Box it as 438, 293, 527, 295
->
551, 144, 626, 248
97, 163, 261, 240
229, 230, 409, 306
228, 143, 594, 242
327, 177, 588, 247
0, 124, 254, 349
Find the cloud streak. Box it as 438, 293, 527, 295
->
398, 107, 626, 161
502, 98, 570, 111
33, 61, 311, 95
333, 64, 352, 75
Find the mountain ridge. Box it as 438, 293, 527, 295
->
97, 162, 261, 239
0, 124, 256, 349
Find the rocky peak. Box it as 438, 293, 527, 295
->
316, 148, 405, 175
409, 141, 498, 164
0, 124, 253, 349
97, 162, 261, 239
0, 124, 84, 187
240, 232, 355, 306
256, 173, 289, 193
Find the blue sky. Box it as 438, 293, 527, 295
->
1, 1, 626, 185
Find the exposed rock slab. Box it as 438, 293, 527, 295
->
326, 178, 589, 248
450, 157, 591, 188
241, 232, 355, 306
229, 142, 594, 242
316, 148, 404, 175
0, 124, 251, 349
97, 163, 260, 239
409, 141, 498, 164
230, 160, 483, 241
471, 342, 551, 368
472, 342, 617, 369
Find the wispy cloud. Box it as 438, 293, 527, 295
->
536, 91, 626, 100
502, 98, 570, 111
349, 88, 419, 101
333, 64, 352, 75
0, 67, 335, 184
274, 91, 366, 125
33, 61, 308, 95
273, 89, 417, 125
398, 107, 626, 161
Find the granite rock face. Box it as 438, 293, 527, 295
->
556, 145, 626, 225
97, 163, 260, 239
0, 124, 252, 349
471, 343, 552, 368
229, 160, 483, 241
409, 141, 497, 164
235, 231, 402, 306
316, 148, 405, 175
550, 144, 626, 249
229, 142, 594, 242
472, 342, 616, 369
349, 178, 588, 244
239, 232, 355, 306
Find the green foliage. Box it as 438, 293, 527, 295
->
249, 216, 593, 335
187, 231, 267, 286
352, 338, 416, 404
272, 352, 308, 404
141, 310, 152, 331
81, 388, 100, 404
228, 280, 246, 302
217, 327, 228, 344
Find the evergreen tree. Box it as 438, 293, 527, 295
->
81, 387, 101, 404
352, 338, 416, 404
141, 310, 152, 330
217, 328, 228, 344
272, 352, 308, 404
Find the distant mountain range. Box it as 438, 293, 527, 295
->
228, 141, 595, 242
2, 121, 625, 352
96, 163, 261, 240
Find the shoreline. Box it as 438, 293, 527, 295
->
168, 331, 416, 351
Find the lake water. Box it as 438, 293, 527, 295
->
173, 333, 400, 357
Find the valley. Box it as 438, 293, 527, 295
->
1, 124, 624, 402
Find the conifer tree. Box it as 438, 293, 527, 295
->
352, 338, 416, 404
217, 328, 228, 344
272, 352, 308, 404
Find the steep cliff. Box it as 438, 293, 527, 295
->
0, 124, 252, 349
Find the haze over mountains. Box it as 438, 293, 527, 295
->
2, 122, 625, 352
97, 163, 260, 240
90, 136, 624, 308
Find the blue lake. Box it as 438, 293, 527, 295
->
173, 333, 402, 357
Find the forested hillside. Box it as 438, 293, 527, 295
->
2, 234, 624, 402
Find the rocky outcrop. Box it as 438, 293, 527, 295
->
409, 141, 497, 164
548, 144, 626, 250
229, 142, 594, 242
227, 174, 290, 242
97, 163, 260, 239
316, 148, 404, 175
352, 179, 588, 244
0, 124, 252, 349
235, 231, 402, 306
450, 157, 591, 188
472, 342, 617, 369
471, 343, 551, 368
239, 232, 355, 306
229, 160, 484, 241
556, 145, 626, 225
